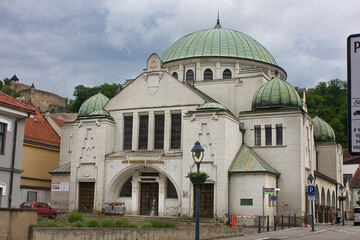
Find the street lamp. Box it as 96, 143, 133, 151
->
307, 173, 315, 231
339, 184, 345, 226
191, 141, 204, 240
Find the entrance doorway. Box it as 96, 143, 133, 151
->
78, 182, 95, 213
193, 183, 214, 218
140, 182, 158, 215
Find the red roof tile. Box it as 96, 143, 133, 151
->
343, 149, 360, 164
51, 117, 66, 127
350, 167, 360, 188
0, 91, 34, 113
24, 105, 60, 146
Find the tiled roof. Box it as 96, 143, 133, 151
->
0, 91, 34, 113
229, 144, 280, 176
343, 149, 360, 164
49, 162, 70, 173
24, 105, 60, 146
51, 117, 66, 127
350, 168, 360, 188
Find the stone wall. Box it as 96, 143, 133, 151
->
29, 227, 244, 240
0, 208, 37, 240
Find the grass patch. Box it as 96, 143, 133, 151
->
101, 219, 116, 228
37, 222, 60, 227
146, 219, 177, 228
67, 211, 83, 223
56, 219, 66, 223
86, 219, 101, 228
71, 221, 86, 228
37, 216, 48, 222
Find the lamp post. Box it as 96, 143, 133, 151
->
191, 141, 204, 240
340, 184, 345, 226
307, 173, 315, 232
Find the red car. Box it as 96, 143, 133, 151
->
20, 202, 57, 219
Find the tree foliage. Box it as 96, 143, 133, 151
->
67, 83, 122, 112
1, 78, 21, 98
306, 79, 347, 148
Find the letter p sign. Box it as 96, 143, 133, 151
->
355, 41, 360, 53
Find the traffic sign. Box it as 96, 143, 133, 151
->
308, 186, 315, 197
271, 195, 278, 201
308, 195, 315, 201
264, 188, 274, 194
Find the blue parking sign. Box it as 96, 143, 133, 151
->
308, 186, 315, 196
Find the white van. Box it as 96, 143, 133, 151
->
354, 207, 360, 226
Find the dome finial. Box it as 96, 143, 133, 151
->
214, 10, 222, 29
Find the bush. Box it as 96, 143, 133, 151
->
141, 222, 153, 228
146, 219, 177, 228
115, 218, 129, 227
86, 219, 101, 228
71, 221, 86, 228
67, 211, 83, 223
127, 222, 139, 228
101, 219, 116, 228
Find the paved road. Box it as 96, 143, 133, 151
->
213, 221, 360, 240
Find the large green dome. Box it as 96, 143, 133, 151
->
312, 116, 336, 142
162, 21, 277, 65
78, 92, 109, 117
252, 77, 302, 109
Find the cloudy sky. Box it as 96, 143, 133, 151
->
0, 0, 358, 99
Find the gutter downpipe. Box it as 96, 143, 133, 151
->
228, 171, 231, 226
9, 115, 28, 207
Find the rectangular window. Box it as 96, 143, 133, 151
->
171, 114, 181, 149
276, 125, 283, 145
265, 125, 272, 145
123, 116, 133, 150
254, 126, 261, 146
154, 115, 164, 149
27, 191, 37, 202
138, 115, 149, 150
240, 198, 253, 206
0, 123, 6, 154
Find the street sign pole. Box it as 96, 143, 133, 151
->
307, 185, 315, 231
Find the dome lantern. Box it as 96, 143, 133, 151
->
312, 116, 336, 142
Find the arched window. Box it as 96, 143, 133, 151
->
119, 177, 132, 197
186, 70, 194, 82
167, 178, 178, 199
172, 72, 178, 79
204, 68, 213, 80
223, 69, 232, 79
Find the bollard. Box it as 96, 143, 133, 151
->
294, 214, 296, 227
258, 216, 261, 233
274, 215, 276, 231
267, 215, 269, 232
288, 215, 290, 228
282, 215, 284, 229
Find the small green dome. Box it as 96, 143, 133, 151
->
78, 92, 109, 117
252, 77, 302, 109
162, 22, 277, 66
197, 102, 227, 110
312, 116, 336, 142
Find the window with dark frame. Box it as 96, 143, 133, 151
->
154, 115, 164, 149
119, 177, 132, 197
254, 126, 261, 146
240, 198, 253, 206
123, 116, 133, 150
186, 70, 194, 82
276, 125, 283, 145
171, 113, 181, 149
27, 191, 37, 202
166, 178, 178, 199
0, 123, 6, 154
223, 69, 232, 79
138, 115, 149, 150
204, 68, 213, 80
265, 125, 272, 145
172, 72, 178, 79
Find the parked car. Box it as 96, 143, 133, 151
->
354, 207, 360, 226
20, 202, 57, 219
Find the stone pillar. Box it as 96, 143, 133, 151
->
215, 62, 221, 79
179, 64, 184, 82
196, 62, 201, 81
117, 113, 124, 152
158, 179, 165, 216
164, 110, 171, 151
181, 110, 186, 150
148, 111, 155, 150
235, 63, 240, 76
132, 112, 139, 150
131, 180, 140, 215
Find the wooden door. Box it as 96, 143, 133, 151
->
140, 183, 158, 215
193, 184, 214, 218
78, 182, 95, 213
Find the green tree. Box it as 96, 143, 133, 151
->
306, 79, 347, 148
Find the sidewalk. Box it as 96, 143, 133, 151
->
213, 221, 353, 240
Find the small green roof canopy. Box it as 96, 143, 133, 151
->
252, 77, 302, 109
162, 21, 277, 66
313, 116, 336, 142
78, 92, 109, 118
